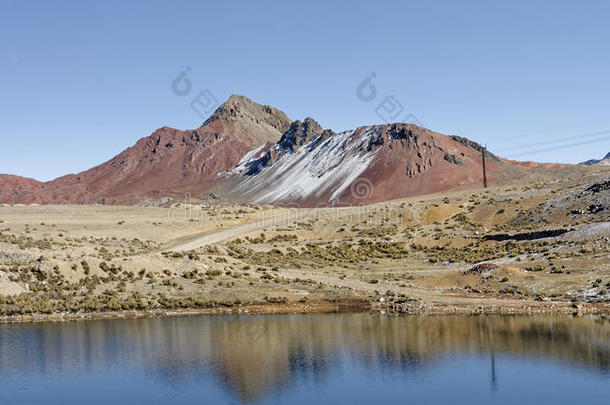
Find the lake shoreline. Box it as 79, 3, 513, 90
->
1, 297, 609, 324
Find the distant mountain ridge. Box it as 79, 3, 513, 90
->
582, 152, 610, 166
1, 94, 549, 206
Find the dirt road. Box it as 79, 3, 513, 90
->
166, 210, 312, 252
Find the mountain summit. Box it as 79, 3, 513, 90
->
202, 94, 291, 146
204, 94, 291, 131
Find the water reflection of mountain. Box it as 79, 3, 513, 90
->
0, 314, 608, 402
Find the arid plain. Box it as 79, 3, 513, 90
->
1, 163, 609, 321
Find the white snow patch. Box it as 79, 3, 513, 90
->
231, 128, 381, 205
232, 143, 269, 174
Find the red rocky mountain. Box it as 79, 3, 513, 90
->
0, 95, 291, 204
221, 118, 530, 207
2, 95, 541, 206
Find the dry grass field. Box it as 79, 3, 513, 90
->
1, 166, 609, 320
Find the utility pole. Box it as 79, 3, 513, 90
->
481, 145, 488, 188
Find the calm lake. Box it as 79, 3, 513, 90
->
0, 314, 608, 404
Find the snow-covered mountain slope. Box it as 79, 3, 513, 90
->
221, 119, 530, 207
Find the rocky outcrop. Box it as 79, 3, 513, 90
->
278, 118, 328, 152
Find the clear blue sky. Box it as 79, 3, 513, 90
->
1, 0, 609, 181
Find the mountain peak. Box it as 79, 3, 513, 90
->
202, 94, 292, 135
278, 117, 328, 152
